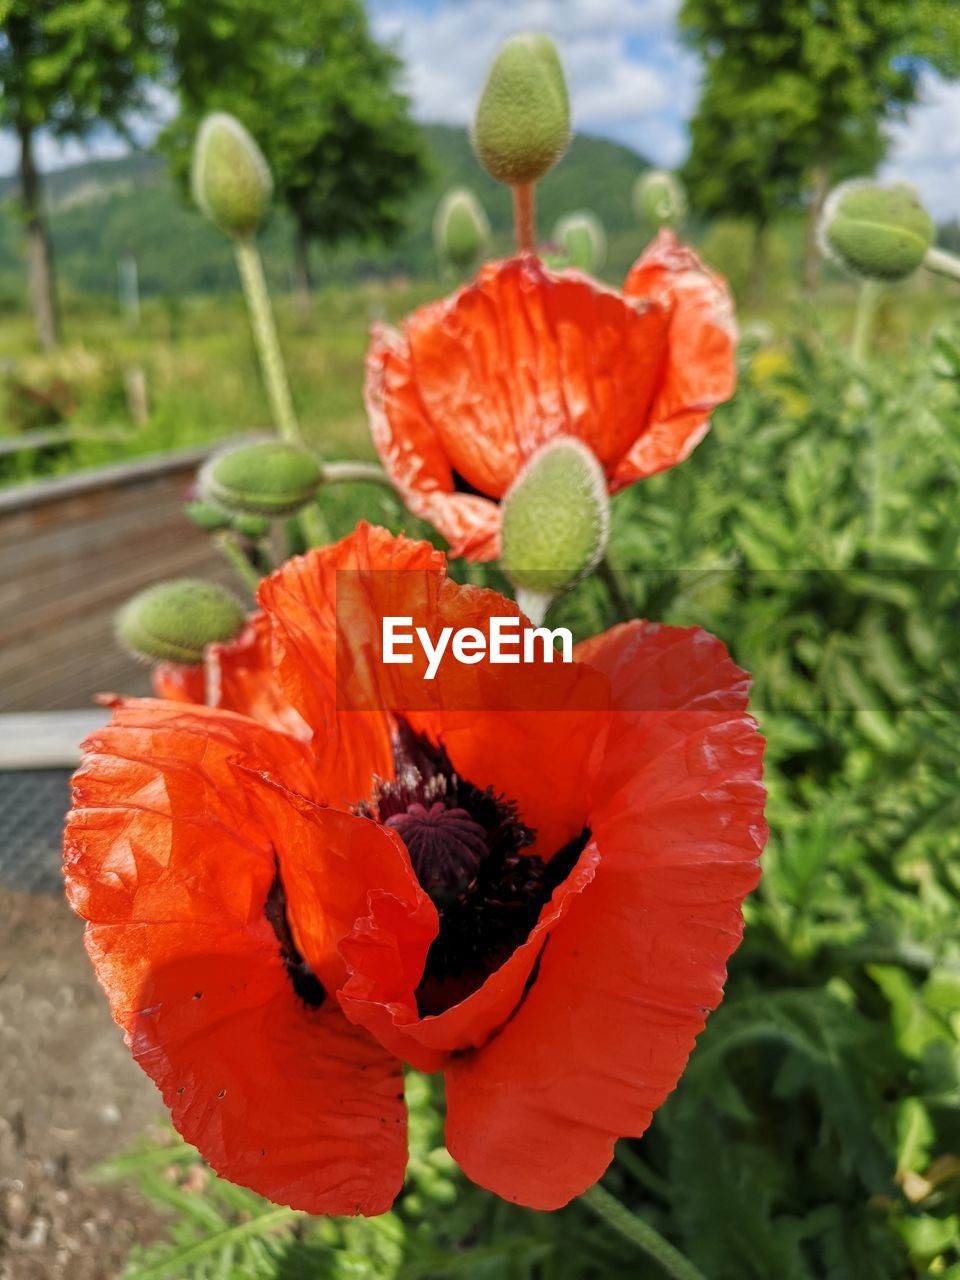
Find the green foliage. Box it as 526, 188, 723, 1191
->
0, 128, 657, 296
0, 0, 159, 136
163, 0, 428, 259
679, 0, 960, 228
97, 320, 960, 1277
698, 218, 792, 302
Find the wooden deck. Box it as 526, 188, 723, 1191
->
0, 447, 242, 711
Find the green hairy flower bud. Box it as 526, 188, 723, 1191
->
434, 187, 491, 271
192, 113, 273, 239
117, 580, 246, 666
184, 498, 233, 532
501, 436, 610, 605
199, 441, 323, 516
232, 513, 272, 539
820, 181, 935, 282
633, 170, 686, 231
553, 210, 607, 273
472, 34, 571, 186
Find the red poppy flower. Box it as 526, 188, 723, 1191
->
365, 230, 736, 561
64, 523, 765, 1214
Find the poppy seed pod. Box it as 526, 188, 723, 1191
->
116, 579, 246, 666
434, 188, 491, 272
820, 181, 935, 282
500, 436, 610, 598
633, 169, 686, 231
192, 113, 273, 239
553, 210, 607, 273
472, 34, 570, 186
199, 441, 323, 516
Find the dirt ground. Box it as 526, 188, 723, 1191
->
0, 887, 167, 1280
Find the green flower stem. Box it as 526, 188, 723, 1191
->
851, 279, 882, 365
513, 182, 537, 253
580, 1184, 705, 1280
923, 246, 960, 283
215, 531, 263, 596
320, 460, 397, 490
233, 235, 300, 446
299, 501, 331, 549
596, 554, 635, 623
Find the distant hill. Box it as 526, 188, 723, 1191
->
0, 125, 652, 300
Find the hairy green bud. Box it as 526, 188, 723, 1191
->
117, 580, 246, 665
501, 437, 610, 604
232, 513, 272, 539
472, 34, 570, 186
633, 169, 686, 231
434, 187, 491, 271
199, 441, 323, 516
553, 210, 607, 273
184, 498, 233, 532
820, 181, 935, 282
192, 113, 273, 238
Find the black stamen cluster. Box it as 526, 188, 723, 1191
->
368, 722, 590, 1016
265, 863, 326, 1009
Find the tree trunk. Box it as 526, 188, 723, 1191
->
292, 216, 313, 330
18, 120, 59, 351
803, 164, 829, 298
747, 219, 768, 311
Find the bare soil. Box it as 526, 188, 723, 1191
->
0, 888, 166, 1280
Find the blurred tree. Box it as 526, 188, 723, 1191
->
0, 0, 160, 348
680, 0, 960, 296
163, 0, 428, 323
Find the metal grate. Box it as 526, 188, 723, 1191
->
0, 769, 71, 894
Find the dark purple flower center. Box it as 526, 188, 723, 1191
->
368, 722, 589, 1015
385, 802, 488, 899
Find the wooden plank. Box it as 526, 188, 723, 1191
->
0, 711, 108, 768
0, 445, 248, 710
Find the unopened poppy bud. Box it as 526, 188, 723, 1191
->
820, 181, 934, 282
117, 580, 246, 666
501, 436, 609, 604
192, 113, 273, 239
434, 187, 491, 271
553, 211, 607, 273
633, 170, 686, 231
184, 498, 233, 532
232, 513, 272, 539
199, 441, 323, 516
472, 34, 570, 186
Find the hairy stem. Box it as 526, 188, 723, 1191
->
233, 235, 300, 445
512, 183, 537, 254
924, 246, 960, 283
215, 531, 263, 595
320, 460, 396, 490
580, 1184, 705, 1280
851, 279, 882, 365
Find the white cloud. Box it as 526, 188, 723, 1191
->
6, 0, 957, 222
370, 0, 693, 164
883, 75, 960, 221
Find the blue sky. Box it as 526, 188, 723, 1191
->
2, 0, 958, 219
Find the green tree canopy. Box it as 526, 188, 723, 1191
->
163, 0, 428, 313
679, 0, 960, 292
0, 0, 161, 346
